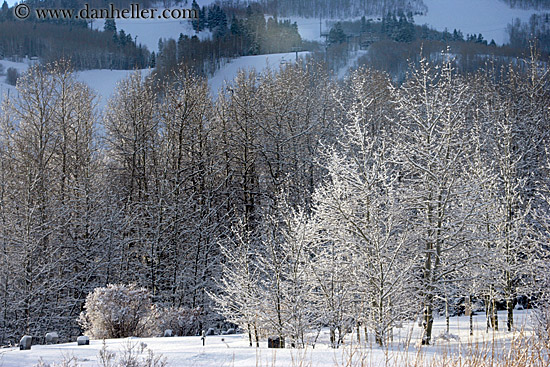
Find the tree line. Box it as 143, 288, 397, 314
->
154, 3, 302, 79
0, 52, 549, 349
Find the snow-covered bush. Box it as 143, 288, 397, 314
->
78, 284, 159, 339
156, 306, 202, 336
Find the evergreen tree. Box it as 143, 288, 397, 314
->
149, 51, 156, 68
0, 1, 9, 21
328, 22, 346, 45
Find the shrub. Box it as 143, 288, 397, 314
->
156, 306, 202, 336
78, 284, 159, 339
6, 67, 19, 86
33, 356, 80, 367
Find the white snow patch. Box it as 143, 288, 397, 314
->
0, 59, 30, 106
415, 0, 543, 45
0, 61, 150, 111
90, 3, 214, 52
285, 1, 542, 46
208, 51, 310, 96
337, 49, 369, 79
76, 68, 153, 110
0, 310, 535, 367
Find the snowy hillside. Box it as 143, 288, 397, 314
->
0, 59, 29, 106
208, 51, 310, 95
76, 69, 152, 110
91, 1, 216, 52
0, 60, 151, 110
0, 310, 536, 367
415, 0, 543, 45
282, 0, 543, 45
2, 53, 308, 107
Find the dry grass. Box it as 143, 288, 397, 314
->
332, 330, 550, 367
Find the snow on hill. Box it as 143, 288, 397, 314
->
2, 52, 311, 110
0, 310, 535, 367
76, 68, 152, 110
337, 49, 369, 79
91, 1, 216, 52
208, 51, 310, 96
281, 0, 542, 46
415, 0, 543, 45
0, 59, 31, 106
0, 60, 151, 111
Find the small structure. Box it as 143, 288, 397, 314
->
267, 336, 285, 348
19, 335, 32, 350
205, 328, 216, 336
77, 336, 90, 345
226, 328, 236, 335
164, 329, 173, 337
45, 332, 59, 344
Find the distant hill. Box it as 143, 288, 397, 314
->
223, 0, 428, 18
500, 0, 550, 10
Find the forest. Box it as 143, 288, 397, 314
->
0, 46, 549, 349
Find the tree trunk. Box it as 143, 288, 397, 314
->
330, 327, 336, 348
469, 296, 473, 336
445, 298, 450, 334
507, 298, 514, 331
422, 302, 434, 345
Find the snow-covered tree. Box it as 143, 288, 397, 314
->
391, 55, 478, 345
0, 61, 100, 342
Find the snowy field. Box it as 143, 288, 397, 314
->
0, 310, 536, 367
75, 69, 152, 110
91, 1, 215, 52
280, 0, 542, 46
1, 53, 309, 106
0, 59, 28, 107
0, 60, 151, 110
415, 0, 542, 45
208, 51, 310, 95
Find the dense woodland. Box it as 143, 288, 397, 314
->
0, 49, 549, 348
247, 0, 427, 18
154, 3, 302, 78
1, 0, 548, 78
501, 0, 550, 10
508, 13, 550, 53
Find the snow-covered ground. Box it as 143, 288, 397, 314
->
415, 0, 542, 45
91, 1, 215, 52
0, 310, 536, 367
281, 0, 541, 46
0, 59, 30, 107
208, 51, 310, 96
0, 60, 151, 111
337, 49, 369, 79
75, 69, 152, 110
2, 53, 310, 107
